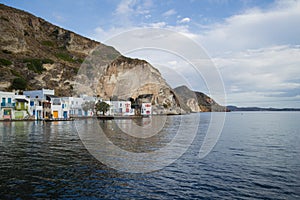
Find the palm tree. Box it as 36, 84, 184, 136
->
95, 101, 110, 116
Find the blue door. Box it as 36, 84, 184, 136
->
63, 111, 68, 119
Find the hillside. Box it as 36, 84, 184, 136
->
0, 3, 120, 96
0, 4, 190, 114
0, 4, 226, 114
174, 85, 228, 112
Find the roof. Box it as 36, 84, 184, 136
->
15, 98, 29, 103
46, 94, 58, 101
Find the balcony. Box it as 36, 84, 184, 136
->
1, 102, 15, 108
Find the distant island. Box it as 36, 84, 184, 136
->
227, 106, 300, 112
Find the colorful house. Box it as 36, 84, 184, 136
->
0, 91, 15, 119
0, 91, 30, 120
14, 95, 30, 119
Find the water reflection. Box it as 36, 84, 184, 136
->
1, 113, 299, 199
102, 117, 176, 153
77, 114, 199, 173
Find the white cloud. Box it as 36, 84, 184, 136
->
114, 0, 153, 27
214, 45, 300, 107
115, 0, 135, 15
90, 0, 300, 107
162, 9, 177, 17
148, 22, 167, 28
168, 60, 178, 66
198, 0, 300, 54
178, 17, 191, 24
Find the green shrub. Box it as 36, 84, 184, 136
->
42, 58, 54, 64
11, 77, 27, 90
10, 69, 21, 77
76, 58, 84, 63
41, 40, 55, 47
73, 67, 79, 74
0, 58, 12, 66
23, 58, 53, 74
55, 52, 75, 62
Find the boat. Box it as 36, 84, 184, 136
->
44, 118, 74, 122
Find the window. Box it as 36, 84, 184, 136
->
8, 98, 11, 103
2, 98, 5, 103
30, 101, 34, 106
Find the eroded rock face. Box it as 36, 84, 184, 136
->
0, 4, 120, 96
187, 98, 201, 112
76, 56, 188, 114
98, 56, 188, 114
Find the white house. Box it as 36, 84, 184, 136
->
104, 101, 132, 116
28, 98, 43, 120
24, 89, 55, 119
81, 95, 97, 116
62, 97, 84, 117
49, 97, 64, 119
141, 103, 152, 115
24, 88, 54, 99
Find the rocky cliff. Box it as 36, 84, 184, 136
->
174, 85, 228, 112
0, 4, 225, 114
0, 4, 190, 114
0, 3, 120, 96
76, 55, 189, 114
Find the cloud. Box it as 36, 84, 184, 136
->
90, 0, 300, 107
198, 0, 300, 54
162, 9, 176, 17
148, 22, 167, 28
191, 0, 300, 107
114, 0, 153, 26
178, 17, 191, 24
214, 45, 300, 106
115, 0, 134, 15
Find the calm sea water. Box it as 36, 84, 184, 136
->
0, 112, 299, 199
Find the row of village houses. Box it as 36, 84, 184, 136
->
0, 89, 152, 120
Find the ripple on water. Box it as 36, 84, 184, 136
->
0, 114, 300, 199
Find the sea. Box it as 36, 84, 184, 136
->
0, 112, 299, 199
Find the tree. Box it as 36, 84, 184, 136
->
95, 101, 110, 116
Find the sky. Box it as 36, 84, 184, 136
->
1, 0, 300, 108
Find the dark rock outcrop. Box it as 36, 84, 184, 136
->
174, 85, 227, 112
